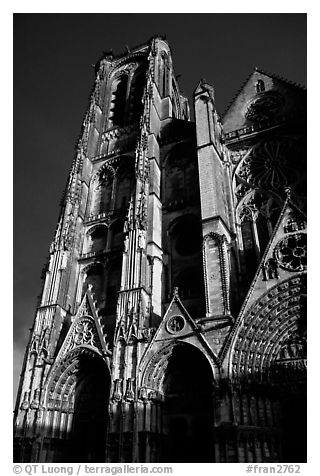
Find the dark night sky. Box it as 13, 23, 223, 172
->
13, 13, 306, 402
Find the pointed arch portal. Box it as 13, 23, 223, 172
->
47, 349, 110, 463
161, 343, 214, 462
68, 352, 110, 462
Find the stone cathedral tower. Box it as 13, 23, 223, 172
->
14, 36, 307, 464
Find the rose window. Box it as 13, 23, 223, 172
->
275, 233, 307, 271
244, 92, 283, 123
167, 315, 185, 334
235, 138, 304, 193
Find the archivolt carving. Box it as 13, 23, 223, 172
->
230, 274, 306, 377
203, 231, 227, 246
92, 163, 116, 183
62, 316, 102, 356
46, 347, 107, 411
86, 223, 109, 236
141, 341, 214, 392
276, 331, 306, 360
141, 343, 174, 391
109, 62, 137, 79
81, 261, 104, 275
110, 55, 147, 75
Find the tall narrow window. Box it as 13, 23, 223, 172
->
90, 172, 113, 217
129, 66, 146, 123
255, 79, 265, 93
86, 226, 108, 255
82, 265, 104, 302
109, 76, 128, 127
240, 214, 257, 280
115, 167, 134, 211
106, 259, 122, 317
238, 191, 282, 271
158, 56, 164, 96
172, 80, 180, 119
163, 144, 200, 208
158, 52, 168, 97
256, 213, 269, 255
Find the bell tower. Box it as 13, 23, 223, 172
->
14, 36, 193, 463
14, 37, 306, 464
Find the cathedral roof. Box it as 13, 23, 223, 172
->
253, 66, 306, 91
222, 68, 306, 134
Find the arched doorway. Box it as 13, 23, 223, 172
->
161, 343, 214, 462
66, 351, 110, 463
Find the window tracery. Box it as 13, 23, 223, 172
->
234, 138, 303, 194
90, 170, 113, 218
167, 315, 185, 334
244, 92, 283, 122
238, 190, 282, 261
275, 233, 307, 272
108, 62, 147, 128
163, 145, 199, 209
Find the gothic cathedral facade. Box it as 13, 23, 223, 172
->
14, 36, 307, 463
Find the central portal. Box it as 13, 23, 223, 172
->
161, 343, 214, 462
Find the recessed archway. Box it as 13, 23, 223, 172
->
68, 352, 110, 462
161, 343, 214, 462
47, 348, 111, 463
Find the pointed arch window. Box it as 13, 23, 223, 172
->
239, 209, 257, 280
109, 75, 128, 127
172, 87, 178, 119
108, 63, 147, 129
129, 65, 147, 123
168, 215, 205, 313
163, 144, 200, 208
90, 170, 113, 218
106, 258, 122, 315
115, 165, 135, 211
171, 79, 181, 119
238, 191, 282, 277
82, 264, 104, 303
158, 52, 169, 97
255, 213, 270, 254
85, 225, 108, 255
255, 79, 265, 93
